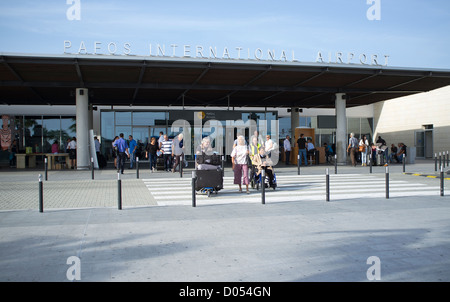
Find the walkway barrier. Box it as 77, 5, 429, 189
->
91, 157, 94, 180
261, 169, 265, 205
326, 168, 330, 202
39, 174, 43, 213
136, 157, 139, 179
44, 158, 48, 181
191, 170, 197, 207
117, 173, 122, 210
385, 166, 389, 199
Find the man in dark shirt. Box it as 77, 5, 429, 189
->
296, 133, 308, 166
113, 133, 129, 174
396, 143, 407, 163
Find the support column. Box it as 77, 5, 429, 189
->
290, 107, 299, 143
88, 103, 94, 132
335, 93, 347, 165
76, 88, 90, 170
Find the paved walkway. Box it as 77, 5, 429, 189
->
0, 159, 449, 283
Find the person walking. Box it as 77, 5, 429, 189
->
347, 133, 358, 167
172, 133, 184, 173
112, 136, 119, 169
231, 135, 250, 194
359, 135, 369, 166
284, 135, 291, 165
145, 137, 159, 172
67, 136, 77, 169
113, 133, 129, 174
160, 134, 173, 172
128, 135, 137, 168
296, 133, 307, 166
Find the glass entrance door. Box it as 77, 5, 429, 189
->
415, 131, 425, 158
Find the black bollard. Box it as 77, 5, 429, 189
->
297, 154, 300, 175
385, 165, 389, 199
447, 151, 450, 167
443, 153, 446, 169
326, 168, 330, 202
192, 171, 197, 207
180, 156, 183, 178
136, 157, 139, 179
221, 156, 224, 171
261, 169, 266, 205
402, 154, 406, 173
435, 153, 438, 172
44, 157, 48, 181
91, 157, 94, 180
441, 165, 444, 197
117, 173, 122, 210
369, 153, 373, 174
39, 174, 43, 213
439, 152, 442, 170
334, 154, 337, 174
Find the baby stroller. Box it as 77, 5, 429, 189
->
195, 152, 224, 197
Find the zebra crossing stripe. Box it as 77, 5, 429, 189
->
142, 174, 441, 206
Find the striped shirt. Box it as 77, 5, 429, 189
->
161, 139, 172, 154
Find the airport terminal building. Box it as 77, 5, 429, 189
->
1, 52, 450, 168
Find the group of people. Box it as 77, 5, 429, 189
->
292, 133, 318, 166
112, 131, 186, 174
229, 131, 276, 194
347, 134, 407, 167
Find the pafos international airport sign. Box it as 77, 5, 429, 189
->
63, 40, 390, 66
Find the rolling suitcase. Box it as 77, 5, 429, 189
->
156, 156, 165, 171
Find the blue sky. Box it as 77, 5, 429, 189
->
0, 0, 449, 68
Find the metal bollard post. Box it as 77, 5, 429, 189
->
447, 151, 450, 167
441, 165, 444, 197
44, 157, 48, 181
435, 153, 437, 172
369, 153, 372, 174
334, 154, 337, 174
180, 156, 183, 178
192, 171, 197, 207
439, 152, 442, 170
402, 154, 406, 173
261, 169, 265, 205
443, 153, 446, 169
136, 157, 139, 179
39, 174, 43, 213
91, 157, 94, 180
385, 165, 389, 199
221, 156, 224, 171
326, 168, 330, 202
117, 173, 122, 210
297, 154, 300, 175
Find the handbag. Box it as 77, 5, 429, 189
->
358, 145, 366, 152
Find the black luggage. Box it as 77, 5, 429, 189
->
196, 153, 221, 165
156, 156, 165, 171
98, 153, 107, 169
195, 169, 223, 192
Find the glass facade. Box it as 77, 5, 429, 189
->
100, 110, 278, 161
279, 115, 373, 151
0, 115, 76, 164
